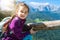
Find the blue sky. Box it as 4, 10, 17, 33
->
17, 0, 60, 6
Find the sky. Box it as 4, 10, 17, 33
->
17, 0, 60, 6
0, 0, 60, 11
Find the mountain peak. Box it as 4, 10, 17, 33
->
29, 2, 60, 12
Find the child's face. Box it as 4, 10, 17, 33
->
17, 6, 28, 19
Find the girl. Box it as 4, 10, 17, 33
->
2, 2, 34, 40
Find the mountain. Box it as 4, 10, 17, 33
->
29, 2, 60, 12
26, 2, 60, 21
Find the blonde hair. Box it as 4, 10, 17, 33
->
2, 2, 29, 33
14, 2, 29, 15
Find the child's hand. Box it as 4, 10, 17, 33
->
30, 27, 38, 34
27, 23, 38, 34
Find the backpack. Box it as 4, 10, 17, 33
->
0, 17, 11, 39
0, 17, 11, 32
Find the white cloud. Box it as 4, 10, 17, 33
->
0, 0, 14, 11
30, 2, 49, 8
30, 2, 49, 5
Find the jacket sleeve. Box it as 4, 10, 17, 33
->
9, 18, 19, 30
